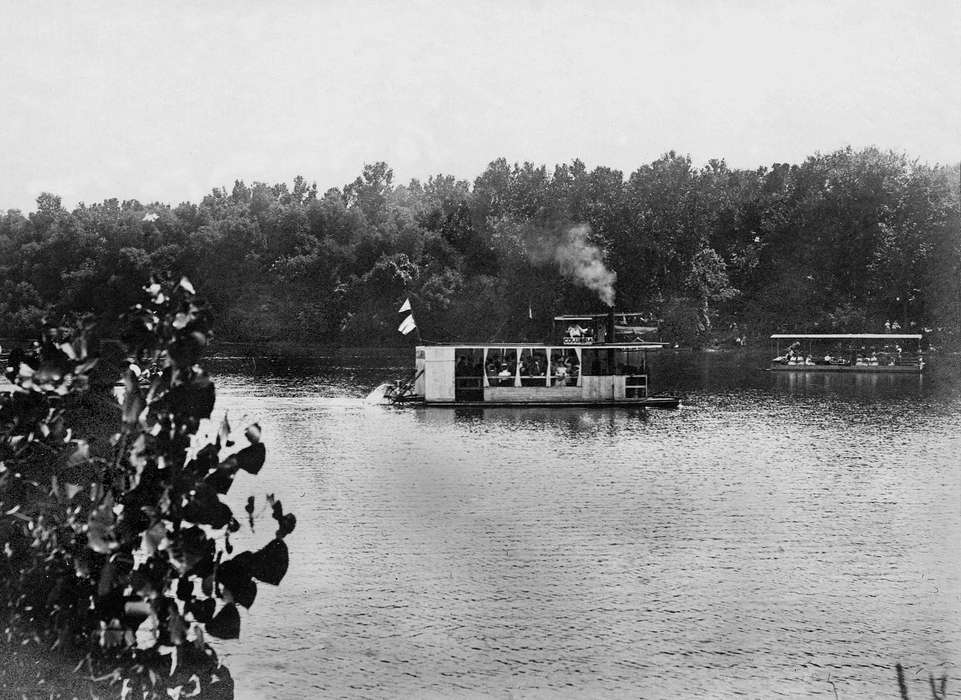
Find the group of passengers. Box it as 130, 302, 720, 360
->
475, 355, 580, 387
774, 343, 908, 367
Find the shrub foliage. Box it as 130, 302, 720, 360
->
0, 277, 294, 698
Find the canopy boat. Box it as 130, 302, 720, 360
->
387, 311, 679, 408
769, 333, 924, 373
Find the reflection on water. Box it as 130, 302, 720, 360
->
773, 369, 922, 393
208, 348, 961, 699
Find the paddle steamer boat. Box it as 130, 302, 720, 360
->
388, 311, 680, 408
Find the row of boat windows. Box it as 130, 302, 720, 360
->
453, 348, 648, 378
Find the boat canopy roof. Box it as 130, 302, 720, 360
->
553, 312, 652, 320
769, 333, 922, 340
418, 342, 668, 350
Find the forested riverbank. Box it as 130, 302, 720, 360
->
2, 147, 959, 348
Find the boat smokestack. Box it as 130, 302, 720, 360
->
607, 308, 616, 343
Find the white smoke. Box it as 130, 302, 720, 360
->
553, 224, 617, 307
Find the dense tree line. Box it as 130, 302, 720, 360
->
2, 148, 959, 348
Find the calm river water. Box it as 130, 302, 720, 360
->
207, 348, 960, 699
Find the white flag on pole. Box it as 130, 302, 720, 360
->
398, 315, 417, 335
398, 297, 412, 313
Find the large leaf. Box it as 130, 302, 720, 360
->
217, 557, 257, 608
176, 576, 193, 602
183, 483, 233, 529
234, 443, 266, 475
206, 603, 240, 639
205, 468, 234, 495
169, 526, 214, 576
164, 373, 215, 421
249, 539, 289, 586
187, 598, 215, 623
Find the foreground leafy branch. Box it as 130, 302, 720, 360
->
1, 277, 295, 698
896, 662, 949, 700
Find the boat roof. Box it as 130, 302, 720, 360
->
417, 342, 668, 350
554, 312, 651, 320
769, 333, 922, 340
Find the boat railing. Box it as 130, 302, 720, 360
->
625, 374, 648, 398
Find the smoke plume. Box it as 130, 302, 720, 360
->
552, 224, 617, 307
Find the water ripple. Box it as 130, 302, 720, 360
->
212, 349, 961, 698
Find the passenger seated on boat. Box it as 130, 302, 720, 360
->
554, 363, 568, 386
804, 355, 815, 365
497, 366, 512, 385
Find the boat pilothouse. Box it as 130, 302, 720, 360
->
392, 310, 679, 408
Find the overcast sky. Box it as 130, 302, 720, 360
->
1, 0, 958, 213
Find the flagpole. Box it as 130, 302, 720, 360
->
409, 313, 422, 344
